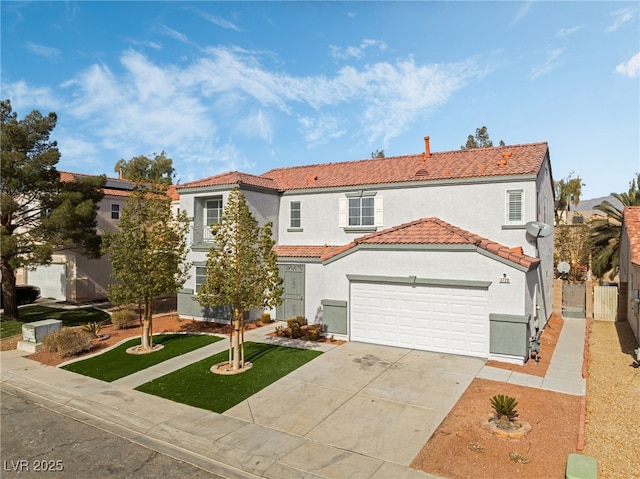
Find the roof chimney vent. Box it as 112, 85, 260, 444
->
424, 136, 431, 159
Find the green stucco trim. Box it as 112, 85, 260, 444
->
489, 313, 530, 324
347, 274, 491, 289
501, 224, 527, 230
277, 257, 322, 264
321, 299, 348, 307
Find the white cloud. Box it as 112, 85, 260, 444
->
556, 26, 582, 37
615, 52, 640, 78
531, 48, 564, 80
509, 1, 534, 29
7, 45, 490, 173
237, 109, 273, 143
26, 42, 61, 59
330, 39, 388, 60
1, 80, 59, 112
606, 7, 637, 33
298, 114, 346, 147
158, 24, 190, 44
198, 12, 241, 32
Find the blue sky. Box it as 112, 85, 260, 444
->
2, 1, 638, 200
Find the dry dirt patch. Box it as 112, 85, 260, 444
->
411, 378, 581, 479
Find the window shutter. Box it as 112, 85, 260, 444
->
374, 196, 383, 226
339, 198, 347, 227
506, 190, 523, 223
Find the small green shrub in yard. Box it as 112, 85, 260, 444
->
82, 321, 104, 338
111, 309, 138, 329
491, 394, 519, 427
42, 328, 94, 357
260, 313, 272, 324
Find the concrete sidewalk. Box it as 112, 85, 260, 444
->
477, 317, 587, 396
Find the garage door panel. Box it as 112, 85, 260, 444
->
350, 282, 488, 358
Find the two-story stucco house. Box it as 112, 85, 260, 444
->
177, 137, 555, 364
21, 173, 137, 303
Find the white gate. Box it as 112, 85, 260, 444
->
593, 285, 618, 321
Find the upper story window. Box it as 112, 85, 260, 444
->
111, 204, 120, 220
339, 193, 383, 229
290, 201, 301, 228
506, 189, 524, 224
204, 198, 223, 241
349, 197, 375, 226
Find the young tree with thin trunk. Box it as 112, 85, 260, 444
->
197, 186, 283, 371
102, 186, 190, 350
1, 99, 105, 321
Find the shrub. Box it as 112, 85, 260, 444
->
111, 309, 138, 329
260, 313, 272, 324
82, 321, 104, 338
42, 328, 94, 357
306, 325, 322, 341
274, 325, 290, 338
490, 394, 519, 421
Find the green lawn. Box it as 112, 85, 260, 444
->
136, 341, 322, 413
62, 334, 223, 382
0, 306, 111, 339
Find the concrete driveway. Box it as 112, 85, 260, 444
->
224, 341, 485, 466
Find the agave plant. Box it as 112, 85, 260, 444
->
82, 321, 104, 338
490, 394, 519, 428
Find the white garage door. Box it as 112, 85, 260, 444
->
28, 263, 66, 301
350, 282, 489, 357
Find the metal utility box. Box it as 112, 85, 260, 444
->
22, 319, 62, 343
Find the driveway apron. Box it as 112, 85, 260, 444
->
224, 341, 486, 466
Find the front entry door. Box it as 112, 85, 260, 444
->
277, 264, 305, 320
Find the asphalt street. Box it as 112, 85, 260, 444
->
0, 387, 226, 479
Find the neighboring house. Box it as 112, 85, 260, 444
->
21, 173, 135, 303
620, 206, 640, 344
177, 137, 555, 364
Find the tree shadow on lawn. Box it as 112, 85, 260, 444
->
135, 341, 322, 413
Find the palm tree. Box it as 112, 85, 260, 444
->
590, 174, 640, 279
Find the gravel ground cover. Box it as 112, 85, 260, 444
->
583, 320, 640, 479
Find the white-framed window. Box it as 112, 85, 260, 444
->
339, 195, 383, 228
195, 266, 207, 292
506, 189, 524, 224
111, 204, 120, 220
290, 201, 301, 228
349, 197, 374, 226
204, 198, 223, 240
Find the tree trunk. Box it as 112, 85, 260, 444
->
0, 258, 19, 321
141, 296, 154, 350
232, 306, 242, 370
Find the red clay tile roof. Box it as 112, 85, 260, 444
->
262, 142, 548, 191
176, 142, 549, 192
273, 245, 345, 259
277, 217, 540, 270
624, 206, 640, 266
177, 171, 279, 191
